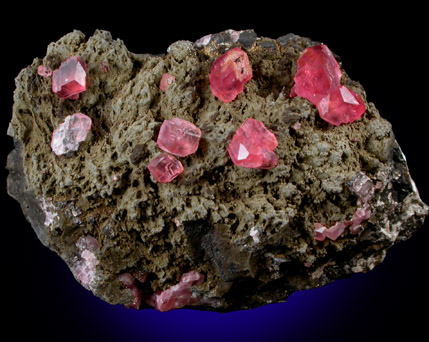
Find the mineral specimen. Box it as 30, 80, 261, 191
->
159, 73, 176, 91
6, 29, 428, 312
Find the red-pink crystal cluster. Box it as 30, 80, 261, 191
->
228, 118, 278, 169
144, 270, 204, 312
118, 273, 143, 309
291, 44, 366, 126
148, 118, 202, 183
314, 173, 376, 241
52, 56, 88, 100
209, 47, 253, 103
73, 236, 99, 290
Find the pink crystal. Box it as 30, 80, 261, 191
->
209, 47, 253, 103
73, 236, 99, 289
290, 44, 342, 106
159, 73, 176, 91
157, 118, 201, 157
147, 153, 184, 183
228, 118, 278, 169
37, 65, 52, 77
317, 86, 366, 126
349, 207, 371, 234
313, 222, 348, 241
51, 113, 92, 156
145, 270, 204, 312
52, 56, 87, 99
118, 273, 142, 309
291, 44, 366, 126
347, 172, 375, 203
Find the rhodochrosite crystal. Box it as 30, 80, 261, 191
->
317, 86, 366, 126
291, 44, 366, 126
228, 118, 278, 169
52, 56, 87, 99
144, 271, 204, 312
7, 29, 428, 314
290, 44, 341, 105
157, 118, 201, 157
159, 73, 175, 91
209, 47, 252, 103
147, 153, 184, 183
50, 113, 92, 156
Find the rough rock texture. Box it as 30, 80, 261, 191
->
6, 29, 428, 311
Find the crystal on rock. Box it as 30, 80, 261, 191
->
118, 273, 142, 309
157, 118, 201, 157
291, 44, 366, 126
228, 118, 278, 169
51, 113, 92, 156
144, 271, 204, 312
290, 44, 342, 106
209, 47, 252, 103
147, 153, 184, 183
52, 56, 87, 99
37, 65, 52, 78
317, 86, 366, 126
159, 73, 176, 91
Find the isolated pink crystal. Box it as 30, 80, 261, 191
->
159, 73, 176, 91
51, 113, 92, 156
118, 273, 142, 309
144, 270, 204, 312
209, 47, 253, 103
317, 86, 366, 126
228, 118, 278, 169
290, 44, 342, 106
157, 118, 201, 157
37, 65, 52, 77
349, 207, 372, 234
52, 56, 87, 99
148, 153, 184, 183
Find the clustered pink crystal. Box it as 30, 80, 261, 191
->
314, 172, 376, 241
52, 56, 88, 100
73, 236, 99, 289
144, 271, 204, 312
291, 44, 366, 126
228, 118, 278, 169
209, 47, 253, 103
148, 118, 202, 183
51, 113, 92, 156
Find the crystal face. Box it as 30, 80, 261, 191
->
209, 47, 253, 103
52, 56, 87, 99
317, 85, 366, 126
157, 118, 201, 157
228, 118, 278, 169
290, 44, 342, 106
37, 65, 52, 77
291, 44, 366, 126
50, 113, 92, 156
147, 153, 184, 183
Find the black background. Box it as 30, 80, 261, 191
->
2, 5, 428, 342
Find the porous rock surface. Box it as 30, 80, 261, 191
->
6, 29, 428, 311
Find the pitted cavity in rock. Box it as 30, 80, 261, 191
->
6, 29, 428, 312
